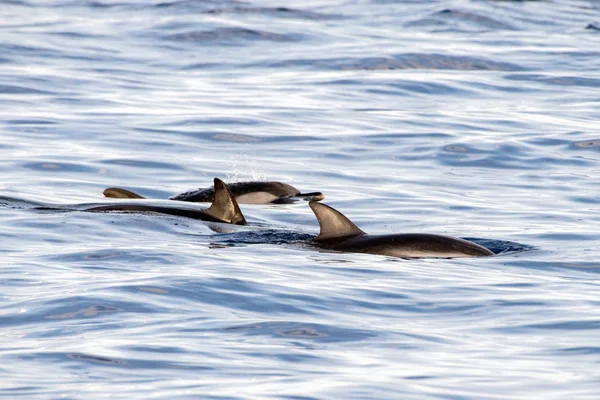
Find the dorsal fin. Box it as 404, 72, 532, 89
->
309, 201, 365, 241
103, 188, 146, 199
204, 178, 247, 225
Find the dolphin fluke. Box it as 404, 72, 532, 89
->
309, 201, 365, 241
103, 188, 145, 199
204, 178, 247, 225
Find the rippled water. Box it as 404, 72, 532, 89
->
2, 0, 600, 398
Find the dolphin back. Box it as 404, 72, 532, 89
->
89, 178, 247, 225
324, 233, 494, 258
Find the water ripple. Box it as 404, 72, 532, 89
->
2, 0, 600, 398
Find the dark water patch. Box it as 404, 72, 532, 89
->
6, 119, 58, 125
45, 248, 180, 267
202, 6, 339, 20
73, 352, 214, 370
68, 353, 127, 365
0, 0, 31, 5
492, 300, 547, 307
215, 230, 314, 245
558, 347, 600, 355
505, 74, 600, 87
21, 161, 98, 173
322, 295, 452, 314
464, 238, 534, 255
394, 302, 482, 315
573, 139, 600, 149
0, 301, 142, 328
163, 279, 312, 315
368, 133, 452, 143
353, 289, 410, 301
585, 23, 600, 31
0, 84, 54, 95
47, 30, 105, 39
443, 144, 479, 153
271, 54, 523, 71
174, 131, 325, 144
241, 351, 323, 364
165, 28, 295, 43
262, 135, 330, 143
25, 351, 214, 371
507, 261, 600, 273
178, 62, 226, 70
155, 0, 246, 10
431, 9, 517, 30
490, 282, 538, 288
505, 320, 600, 332
243, 354, 325, 364
100, 158, 184, 170
173, 117, 262, 127
125, 345, 187, 354
211, 132, 262, 143
438, 146, 529, 169
467, 80, 536, 94
568, 195, 599, 204
0, 43, 60, 58
0, 196, 45, 209
45, 304, 123, 320
48, 1, 150, 9
219, 321, 377, 343
438, 143, 594, 169
537, 233, 596, 241
129, 127, 177, 136
367, 80, 472, 96
137, 287, 170, 294
527, 137, 571, 147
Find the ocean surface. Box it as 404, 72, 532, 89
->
2, 0, 600, 398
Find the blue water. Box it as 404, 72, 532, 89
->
2, 0, 600, 398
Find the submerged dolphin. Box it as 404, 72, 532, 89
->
309, 201, 493, 258
87, 178, 246, 225
104, 181, 324, 204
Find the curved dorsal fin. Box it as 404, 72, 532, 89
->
204, 178, 247, 225
309, 201, 365, 241
103, 188, 145, 199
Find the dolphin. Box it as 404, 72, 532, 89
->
104, 181, 324, 204
86, 178, 246, 225
309, 201, 493, 258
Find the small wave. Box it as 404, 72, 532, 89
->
585, 23, 600, 31
202, 6, 339, 20
271, 54, 523, 71
0, 84, 53, 95
100, 158, 185, 170
68, 353, 127, 365
431, 9, 517, 30
505, 74, 600, 87
220, 321, 377, 343
573, 139, 600, 149
165, 27, 294, 42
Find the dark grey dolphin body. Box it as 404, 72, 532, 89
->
104, 181, 324, 204
87, 178, 246, 225
309, 201, 493, 258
